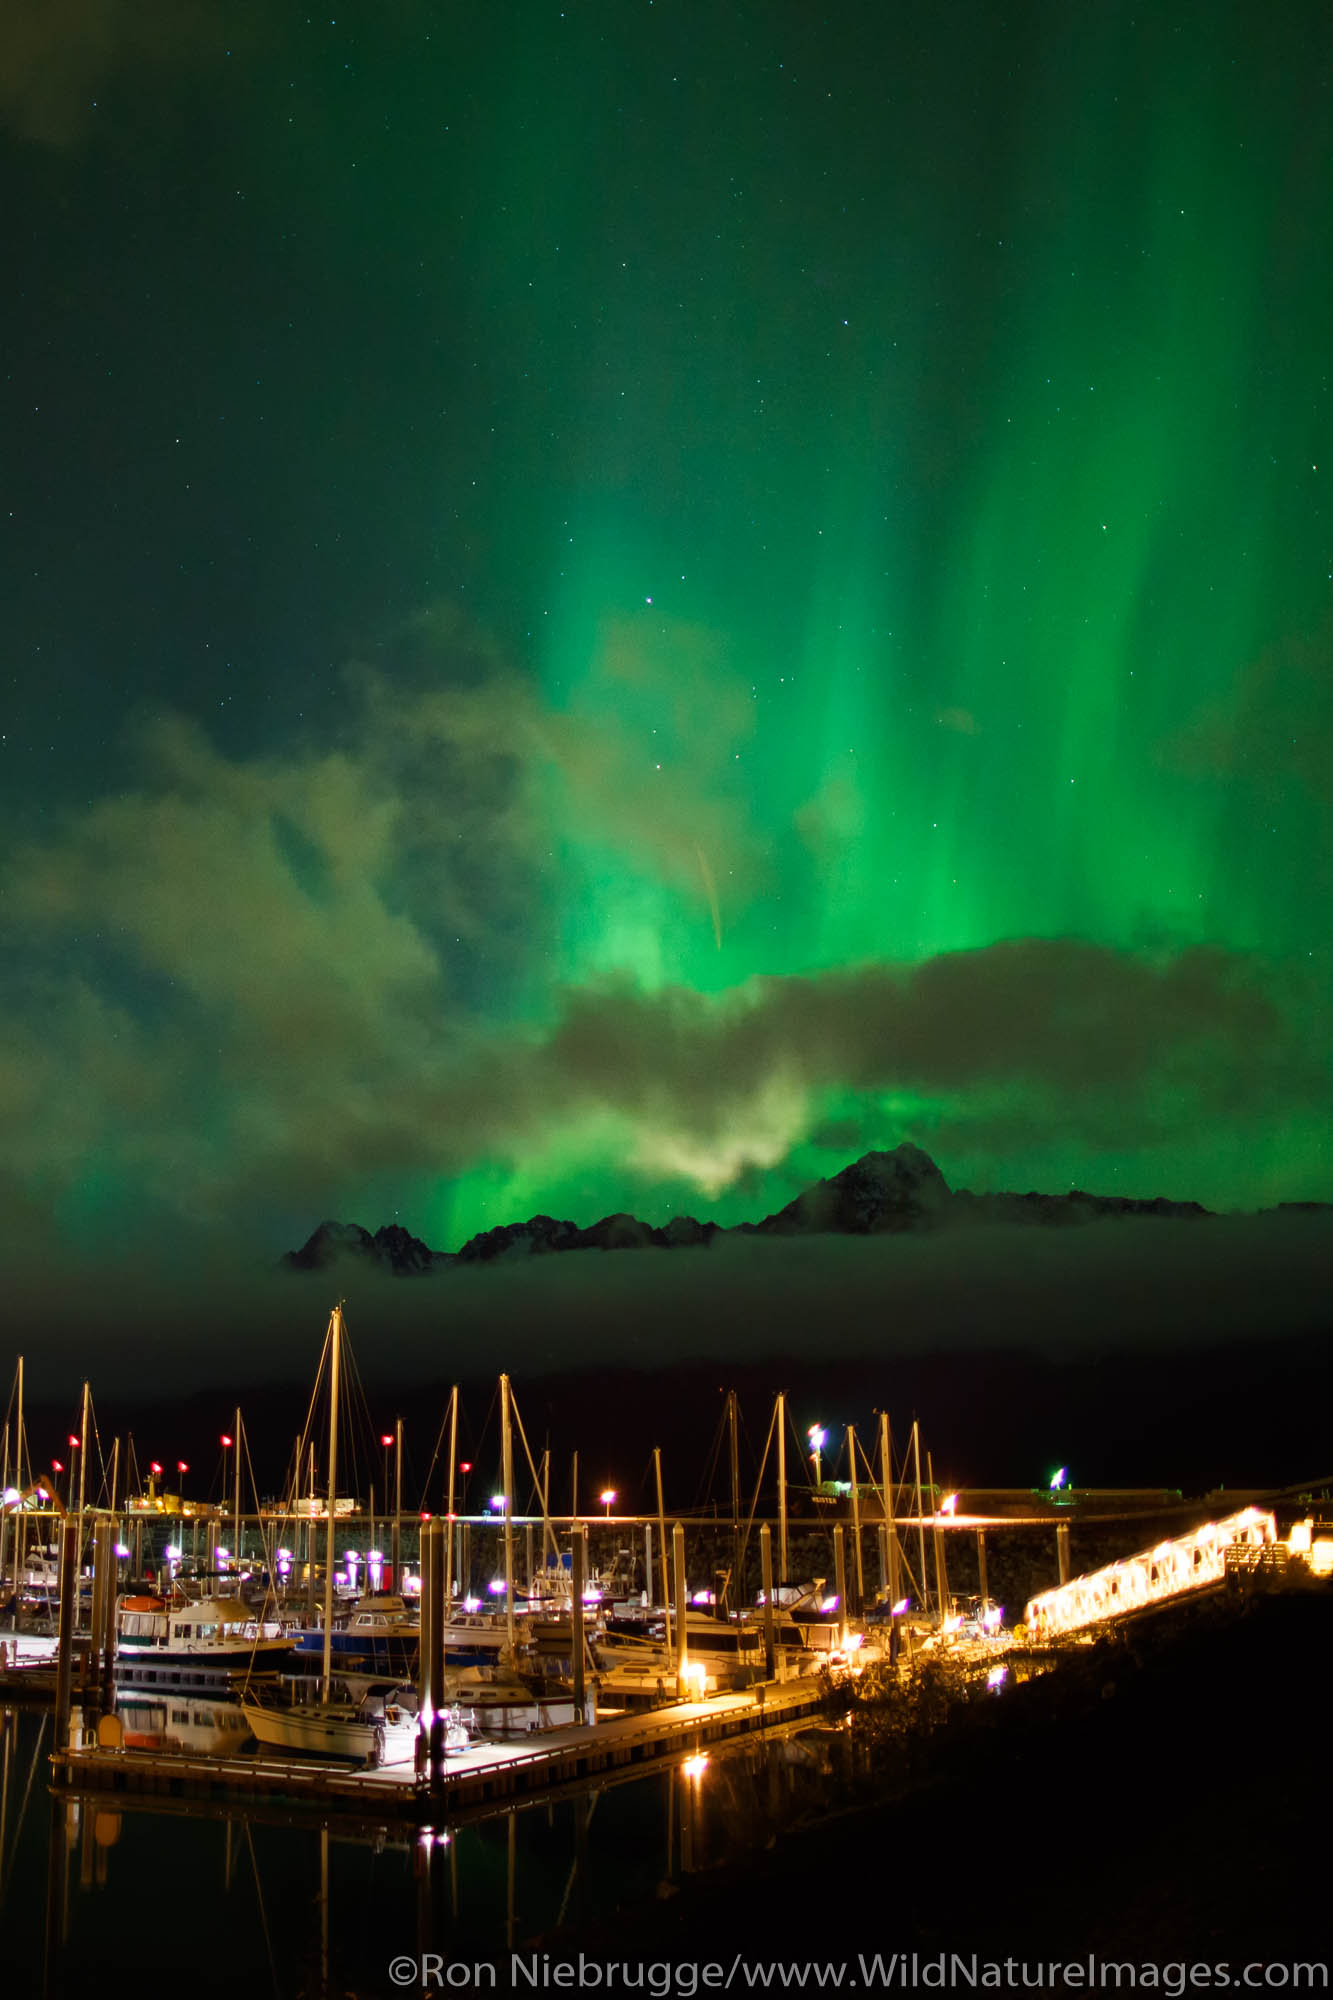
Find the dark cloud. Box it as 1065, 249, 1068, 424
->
1, 612, 1325, 1256
0, 0, 228, 146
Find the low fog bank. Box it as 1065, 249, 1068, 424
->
5, 1212, 1330, 1494
7, 1210, 1330, 1389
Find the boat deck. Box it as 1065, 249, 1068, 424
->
53, 1674, 831, 1824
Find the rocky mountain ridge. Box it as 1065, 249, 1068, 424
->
281, 1144, 1245, 1275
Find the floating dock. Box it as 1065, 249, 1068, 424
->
53, 1675, 831, 1825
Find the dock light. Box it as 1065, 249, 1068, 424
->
681, 1753, 709, 1780
165, 1543, 181, 1562
458, 1461, 473, 1474
220, 1433, 233, 1449
487, 1578, 507, 1595
987, 1665, 1008, 1691
149, 1462, 163, 1478
490, 1494, 507, 1512
600, 1488, 616, 1518
1049, 1467, 1068, 1492
379, 1434, 394, 1448
51, 1459, 64, 1475
808, 1424, 827, 1484
891, 1597, 910, 1616
682, 1661, 708, 1696
2, 1487, 18, 1507
462, 1594, 480, 1612
114, 1543, 130, 1560
68, 1434, 81, 1450
941, 1493, 958, 1516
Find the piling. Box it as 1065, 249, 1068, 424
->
53, 1518, 79, 1748
760, 1524, 776, 1679
977, 1529, 989, 1605
672, 1521, 687, 1696
90, 1518, 115, 1684
1057, 1522, 1071, 1585
571, 1525, 587, 1716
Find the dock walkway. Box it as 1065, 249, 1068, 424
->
53, 1675, 831, 1823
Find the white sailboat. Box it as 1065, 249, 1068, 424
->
242, 1305, 421, 1766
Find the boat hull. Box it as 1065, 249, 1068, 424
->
115, 1637, 294, 1693
242, 1698, 418, 1765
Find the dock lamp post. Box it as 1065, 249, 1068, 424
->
600, 1488, 616, 1520
176, 1459, 189, 1500
808, 1425, 827, 1488
380, 1433, 393, 1514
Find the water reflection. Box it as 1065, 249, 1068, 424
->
1, 1703, 864, 1996
115, 1693, 254, 1757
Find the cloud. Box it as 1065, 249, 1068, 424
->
1169, 616, 1333, 806
487, 940, 1320, 1191
1, 605, 1325, 1253
0, 0, 226, 146
935, 706, 981, 736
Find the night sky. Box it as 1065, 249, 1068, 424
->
4, 2, 1331, 1317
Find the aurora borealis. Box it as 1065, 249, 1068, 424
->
2, 1, 1331, 1292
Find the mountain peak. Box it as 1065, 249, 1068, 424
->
281, 1144, 1230, 1275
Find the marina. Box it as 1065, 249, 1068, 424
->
4, 1326, 1332, 1997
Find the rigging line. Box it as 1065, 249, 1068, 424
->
0, 1713, 48, 1906
243, 1818, 284, 2000
740, 1398, 778, 1552
692, 1394, 729, 1511
555, 1789, 600, 1930
855, 1422, 918, 1601
418, 1399, 453, 1516
288, 1312, 335, 1511
508, 1390, 560, 1564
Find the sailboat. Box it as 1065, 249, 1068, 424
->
242, 1305, 419, 1766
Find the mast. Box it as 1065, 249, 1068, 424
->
847, 1423, 863, 1614
0, 1419, 9, 1590
570, 1449, 579, 1524
927, 1448, 949, 1622
76, 1379, 91, 1548
500, 1373, 515, 1655
727, 1391, 741, 1611
393, 1415, 404, 1587
9, 1359, 23, 1616
654, 1446, 671, 1659
911, 1420, 929, 1622
776, 1391, 788, 1584
231, 1406, 242, 1569
321, 1304, 342, 1704
444, 1389, 458, 1611
540, 1448, 552, 1577
880, 1410, 901, 1606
